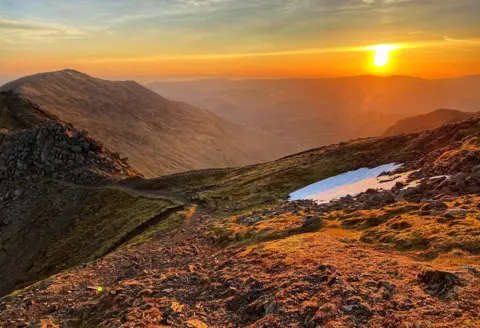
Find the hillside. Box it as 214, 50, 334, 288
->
148, 75, 480, 149
383, 108, 480, 136
0, 91, 183, 297
0, 90, 57, 131
0, 70, 299, 177
1, 115, 480, 326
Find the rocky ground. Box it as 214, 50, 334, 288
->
2, 158, 480, 326
1, 193, 479, 327
2, 100, 480, 326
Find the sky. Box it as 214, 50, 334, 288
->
0, 0, 479, 81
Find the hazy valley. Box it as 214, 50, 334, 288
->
149, 75, 480, 149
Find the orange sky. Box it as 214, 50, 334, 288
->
1, 1, 479, 81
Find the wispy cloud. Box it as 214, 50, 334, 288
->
1, 0, 478, 77
0, 17, 84, 41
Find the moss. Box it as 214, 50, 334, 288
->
211, 218, 324, 247
126, 212, 186, 246
26, 189, 181, 284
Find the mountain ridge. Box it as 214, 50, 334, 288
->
383, 108, 480, 136
1, 69, 300, 177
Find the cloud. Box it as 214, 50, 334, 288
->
0, 17, 84, 41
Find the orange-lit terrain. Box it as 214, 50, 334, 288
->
1, 1, 480, 327
1, 109, 480, 327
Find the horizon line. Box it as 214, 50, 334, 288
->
2, 69, 479, 85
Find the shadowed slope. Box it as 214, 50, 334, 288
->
0, 93, 181, 297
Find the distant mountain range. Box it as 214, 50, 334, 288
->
383, 108, 480, 136
2, 71, 479, 177
0, 70, 298, 177
148, 75, 480, 149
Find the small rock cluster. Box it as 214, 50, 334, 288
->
235, 200, 324, 226
321, 170, 480, 214
0, 122, 137, 182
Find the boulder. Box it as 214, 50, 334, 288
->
302, 215, 321, 229
418, 270, 462, 298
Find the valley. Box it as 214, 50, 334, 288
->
149, 75, 480, 148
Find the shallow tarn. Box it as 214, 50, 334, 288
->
289, 163, 406, 203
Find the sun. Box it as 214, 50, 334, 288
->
373, 44, 392, 67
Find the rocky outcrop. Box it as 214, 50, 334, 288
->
0, 122, 138, 182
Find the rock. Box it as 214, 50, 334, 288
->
463, 266, 480, 277
318, 264, 336, 273
341, 297, 372, 317
236, 215, 264, 225
302, 215, 322, 230
378, 281, 396, 299
390, 221, 411, 230
472, 165, 480, 173
382, 191, 395, 202
82, 142, 90, 153
418, 270, 462, 297
70, 145, 83, 153
451, 172, 467, 182
264, 300, 278, 315
183, 319, 208, 328
421, 200, 447, 211
398, 187, 418, 199
339, 194, 355, 204
14, 189, 24, 197
409, 171, 423, 180
0, 122, 135, 182
394, 181, 405, 189
443, 209, 467, 218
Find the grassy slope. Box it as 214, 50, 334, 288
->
125, 134, 429, 215
0, 180, 182, 296
26, 189, 182, 284
128, 119, 480, 217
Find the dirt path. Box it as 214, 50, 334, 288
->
46, 178, 188, 203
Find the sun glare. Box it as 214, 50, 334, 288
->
373, 44, 392, 67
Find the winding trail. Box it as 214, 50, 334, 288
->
46, 177, 196, 250
46, 178, 188, 204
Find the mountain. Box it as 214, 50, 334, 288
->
0, 91, 152, 296
0, 70, 299, 177
383, 108, 480, 136
148, 75, 480, 148
2, 113, 480, 326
